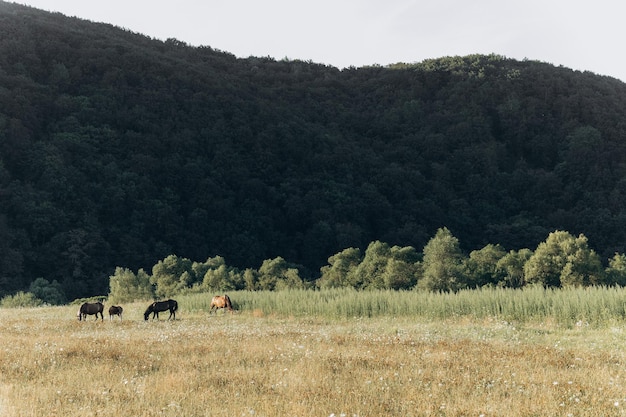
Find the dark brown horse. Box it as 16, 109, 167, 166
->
108, 305, 123, 321
210, 294, 233, 314
77, 302, 104, 321
144, 299, 178, 321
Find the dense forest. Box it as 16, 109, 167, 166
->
2, 2, 626, 300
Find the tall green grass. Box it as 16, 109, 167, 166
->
180, 286, 626, 327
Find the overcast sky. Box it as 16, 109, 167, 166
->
15, 0, 626, 82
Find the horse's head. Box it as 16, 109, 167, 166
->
144, 304, 153, 320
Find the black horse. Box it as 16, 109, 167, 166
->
144, 299, 178, 321
77, 302, 104, 321
108, 305, 123, 321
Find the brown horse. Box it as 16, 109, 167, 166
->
144, 299, 178, 321
108, 305, 123, 321
77, 302, 104, 321
210, 294, 233, 314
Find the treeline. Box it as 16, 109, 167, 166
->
3, 227, 625, 306
103, 228, 626, 304
3, 3, 626, 300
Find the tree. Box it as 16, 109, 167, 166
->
349, 241, 391, 289
150, 255, 193, 298
464, 244, 507, 288
418, 227, 466, 292
382, 257, 419, 290
495, 249, 532, 288
28, 277, 66, 305
559, 242, 604, 287
383, 245, 420, 290
275, 268, 305, 290
195, 256, 245, 291
108, 267, 152, 303
257, 257, 304, 290
605, 253, 626, 286
524, 231, 604, 287
318, 247, 361, 289
242, 268, 258, 291
0, 291, 42, 308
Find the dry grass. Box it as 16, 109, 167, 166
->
2, 302, 626, 416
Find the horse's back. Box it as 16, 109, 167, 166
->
210, 295, 233, 312
81, 302, 103, 313
109, 305, 123, 317
78, 301, 104, 320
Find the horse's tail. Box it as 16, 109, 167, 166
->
172, 299, 178, 312
224, 294, 233, 310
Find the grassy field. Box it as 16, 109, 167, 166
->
2, 290, 626, 416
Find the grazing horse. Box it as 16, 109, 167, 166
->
144, 299, 178, 321
210, 294, 233, 314
77, 302, 104, 321
108, 305, 123, 321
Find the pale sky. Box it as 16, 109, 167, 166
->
15, 0, 626, 82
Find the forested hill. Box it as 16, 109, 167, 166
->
2, 1, 626, 299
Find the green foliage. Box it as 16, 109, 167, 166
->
606, 253, 626, 286
0, 291, 42, 308
243, 268, 257, 291
464, 244, 507, 288
105, 228, 626, 299
382, 251, 420, 290
108, 267, 152, 303
256, 257, 305, 291
28, 277, 66, 305
202, 264, 231, 291
495, 249, 532, 288
318, 247, 362, 289
150, 255, 194, 298
349, 241, 392, 289
524, 231, 604, 287
317, 243, 419, 290
419, 228, 465, 292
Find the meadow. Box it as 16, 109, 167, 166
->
2, 288, 626, 416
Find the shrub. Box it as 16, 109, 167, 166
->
0, 291, 43, 308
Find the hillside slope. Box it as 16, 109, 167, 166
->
2, 1, 626, 298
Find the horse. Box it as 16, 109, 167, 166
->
210, 294, 233, 314
77, 302, 104, 321
108, 305, 123, 321
144, 299, 178, 321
